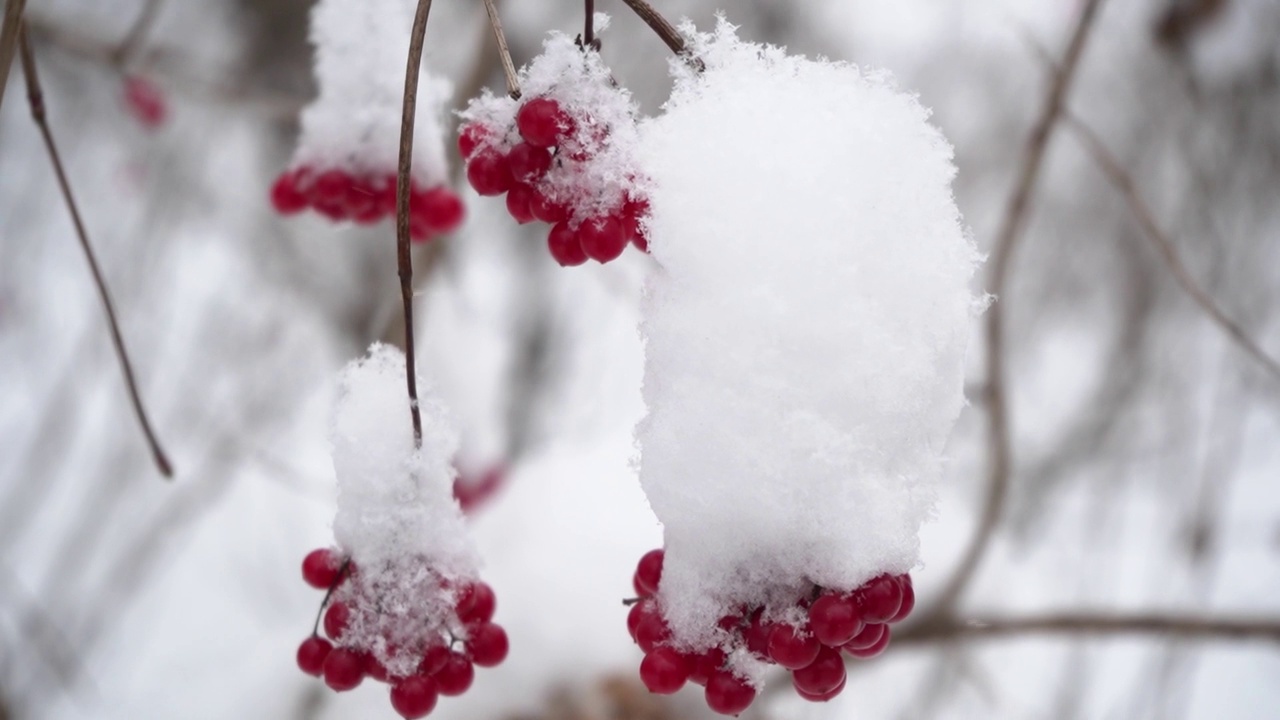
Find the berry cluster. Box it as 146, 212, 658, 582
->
296, 548, 509, 719
625, 549, 915, 715
270, 168, 465, 243
459, 96, 649, 267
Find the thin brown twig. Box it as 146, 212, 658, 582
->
0, 0, 27, 112
18, 25, 173, 478
927, 0, 1106, 615
616, 0, 702, 70
394, 0, 434, 446
584, 0, 595, 47
895, 612, 1280, 646
482, 0, 520, 100
114, 0, 163, 67
1064, 112, 1280, 382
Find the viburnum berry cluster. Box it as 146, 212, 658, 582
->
296, 548, 507, 719
270, 169, 464, 242
459, 30, 649, 267
625, 549, 914, 714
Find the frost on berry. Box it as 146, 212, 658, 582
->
625, 20, 981, 705
296, 344, 506, 714
271, 0, 465, 237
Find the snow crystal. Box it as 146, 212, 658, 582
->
458, 24, 647, 220
294, 0, 452, 181
636, 20, 982, 663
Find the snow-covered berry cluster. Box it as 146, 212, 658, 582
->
296, 547, 507, 719
270, 169, 464, 242
459, 29, 649, 267
272, 0, 461, 239
625, 549, 914, 714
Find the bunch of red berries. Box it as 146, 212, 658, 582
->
296, 548, 509, 719
459, 95, 649, 267
625, 548, 915, 715
270, 168, 465, 243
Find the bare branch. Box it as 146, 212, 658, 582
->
616, 0, 696, 64
482, 0, 520, 100
0, 0, 27, 112
1064, 112, 1280, 383
18, 25, 173, 478
927, 0, 1107, 615
583, 0, 595, 48
896, 612, 1280, 646
114, 0, 163, 67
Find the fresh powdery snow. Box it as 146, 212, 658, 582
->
293, 0, 451, 182
636, 21, 982, 674
329, 344, 480, 675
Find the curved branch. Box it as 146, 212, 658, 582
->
896, 612, 1280, 646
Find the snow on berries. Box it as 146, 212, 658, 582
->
458, 27, 649, 266
270, 0, 464, 242
295, 344, 506, 718
629, 21, 981, 712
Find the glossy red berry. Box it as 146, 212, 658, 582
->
578, 216, 628, 263
809, 593, 862, 646
323, 648, 366, 692
640, 647, 691, 694
297, 636, 333, 676
302, 549, 340, 589
517, 98, 574, 148
792, 646, 845, 696
888, 576, 914, 623
530, 189, 571, 224
271, 174, 308, 215
365, 653, 391, 683
506, 184, 537, 224
548, 222, 588, 267
507, 142, 553, 183
689, 648, 727, 686
742, 612, 773, 658
323, 602, 351, 640
419, 187, 465, 233
796, 673, 846, 702
457, 123, 489, 159
418, 645, 452, 676
391, 675, 439, 719
634, 610, 671, 654
435, 653, 475, 696
456, 582, 496, 624
845, 624, 890, 658
466, 152, 513, 196
841, 621, 886, 652
705, 670, 756, 716
634, 549, 664, 596
627, 601, 651, 641
855, 575, 903, 623
466, 623, 509, 667
767, 623, 821, 670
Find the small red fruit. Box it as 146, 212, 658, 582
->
517, 98, 574, 148
466, 152, 513, 196
809, 593, 862, 646
505, 184, 537, 224
302, 549, 340, 589
841, 622, 886, 652
391, 675, 439, 719
323, 602, 351, 640
578, 216, 628, 263
457, 123, 489, 159
792, 646, 845, 696
796, 674, 846, 702
767, 623, 821, 670
297, 636, 333, 676
855, 575, 903, 624
640, 647, 691, 694
419, 187, 466, 233
845, 624, 890, 658
507, 142, 553, 183
888, 576, 914, 623
123, 75, 167, 129
435, 653, 475, 696
323, 648, 366, 692
547, 222, 588, 267
466, 622, 509, 667
634, 549, 664, 596
705, 669, 756, 716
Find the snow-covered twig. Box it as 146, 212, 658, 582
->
928, 0, 1107, 616
17, 24, 174, 479
0, 0, 26, 112
482, 0, 520, 99
1064, 112, 1280, 383
617, 0, 701, 69
897, 612, 1280, 646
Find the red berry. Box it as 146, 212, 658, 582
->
391, 675, 439, 719
809, 593, 862, 646
419, 187, 466, 233
457, 123, 489, 159
271, 173, 308, 215
888, 576, 914, 623
742, 611, 773, 658
855, 575, 902, 623
627, 601, 651, 641
123, 75, 167, 128
640, 647, 691, 694
366, 653, 391, 683
435, 653, 474, 696
634, 549, 664, 596
547, 223, 588, 267
841, 622, 886, 652
418, 645, 452, 676
302, 549, 339, 589
297, 636, 333, 676
578, 216, 628, 263
466, 152, 513, 196
634, 610, 671, 654
689, 648, 726, 686
456, 582, 496, 623
323, 648, 366, 691
796, 673, 846, 702
466, 623, 509, 667
323, 602, 351, 640
507, 142, 553, 183
517, 98, 574, 148
705, 670, 756, 716
792, 646, 845, 696
313, 170, 353, 219
506, 184, 537, 224
530, 189, 570, 224
619, 211, 648, 251
845, 624, 890, 658
767, 624, 821, 670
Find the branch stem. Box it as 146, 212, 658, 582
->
482, 0, 520, 99
0, 0, 28, 113
584, 0, 595, 47
897, 612, 1280, 646
18, 25, 173, 478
